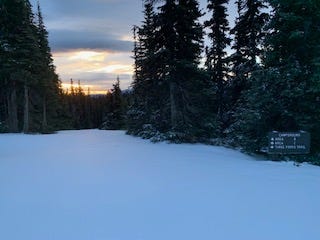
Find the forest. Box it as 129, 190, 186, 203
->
0, 0, 127, 133
0, 0, 319, 163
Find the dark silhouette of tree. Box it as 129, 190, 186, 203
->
205, 0, 232, 131
235, 0, 320, 153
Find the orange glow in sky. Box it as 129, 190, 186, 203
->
52, 49, 133, 94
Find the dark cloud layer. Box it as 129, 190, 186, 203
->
49, 30, 133, 52
32, 0, 142, 53
32, 0, 236, 53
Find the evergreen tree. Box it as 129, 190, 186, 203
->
229, 0, 268, 98
100, 77, 126, 130
226, 0, 269, 134
237, 0, 320, 154
205, 0, 232, 131
0, 0, 9, 131
0, 0, 42, 133
170, 0, 214, 139
130, 0, 213, 141
128, 3, 159, 134
35, 2, 61, 133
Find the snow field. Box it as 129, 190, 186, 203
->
0, 130, 319, 240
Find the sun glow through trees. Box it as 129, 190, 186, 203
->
53, 50, 133, 94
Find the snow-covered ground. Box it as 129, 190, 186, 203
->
0, 130, 319, 240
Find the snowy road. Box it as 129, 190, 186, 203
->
0, 130, 319, 240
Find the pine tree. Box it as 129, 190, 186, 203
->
100, 77, 126, 130
238, 0, 320, 154
130, 0, 213, 141
169, 0, 214, 139
0, 0, 42, 133
0, 0, 9, 131
0, 0, 21, 132
229, 0, 268, 98
225, 0, 269, 136
128, 3, 159, 134
0, 0, 62, 133
35, 2, 61, 133
205, 0, 232, 131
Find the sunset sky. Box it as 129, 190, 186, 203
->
31, 0, 236, 94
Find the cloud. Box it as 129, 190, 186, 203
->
31, 0, 237, 93
38, 0, 136, 19
33, 0, 141, 53
53, 50, 133, 92
61, 72, 132, 94
49, 29, 133, 52
35, 0, 142, 31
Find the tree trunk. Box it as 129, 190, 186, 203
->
23, 84, 29, 133
7, 86, 19, 133
42, 95, 48, 132
170, 81, 178, 129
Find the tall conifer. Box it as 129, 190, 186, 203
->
130, 0, 212, 141
205, 0, 231, 130
128, 3, 158, 134
226, 0, 269, 132
0, 0, 41, 132
238, 0, 320, 153
35, 2, 61, 132
229, 0, 268, 91
0, 0, 61, 133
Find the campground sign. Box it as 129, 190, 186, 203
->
268, 131, 310, 155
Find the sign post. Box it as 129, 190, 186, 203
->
268, 131, 310, 155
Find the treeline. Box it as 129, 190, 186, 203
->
0, 0, 126, 133
128, 0, 320, 157
1, 0, 319, 160
62, 78, 127, 130
0, 0, 61, 133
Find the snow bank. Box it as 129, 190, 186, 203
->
0, 130, 319, 240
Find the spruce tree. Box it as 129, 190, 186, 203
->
205, 0, 232, 131
128, 3, 159, 135
170, 0, 214, 139
130, 0, 213, 141
0, 0, 62, 133
35, 2, 61, 133
100, 77, 126, 130
226, 0, 269, 136
0, 0, 42, 132
0, 0, 9, 131
0, 0, 22, 132
238, 0, 320, 154
229, 0, 268, 98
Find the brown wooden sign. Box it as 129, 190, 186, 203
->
268, 131, 310, 155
